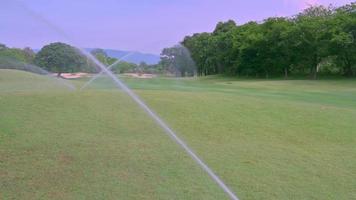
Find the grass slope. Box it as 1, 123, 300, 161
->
0, 70, 226, 199
0, 69, 73, 93
1, 70, 356, 199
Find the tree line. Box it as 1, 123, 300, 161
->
0, 41, 191, 76
0, 42, 154, 76
182, 3, 356, 79
1, 3, 354, 79
0, 44, 36, 64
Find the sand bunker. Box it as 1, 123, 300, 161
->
53, 73, 90, 79
123, 73, 156, 79
52, 72, 156, 79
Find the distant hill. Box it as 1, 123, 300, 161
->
34, 48, 161, 65
86, 48, 160, 65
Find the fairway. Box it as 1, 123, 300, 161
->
1, 69, 356, 199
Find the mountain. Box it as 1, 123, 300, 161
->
34, 48, 161, 65
86, 48, 161, 65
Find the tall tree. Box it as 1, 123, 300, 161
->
211, 20, 238, 74
35, 42, 86, 77
293, 5, 333, 79
259, 17, 294, 78
183, 33, 214, 76
161, 45, 195, 77
111, 61, 137, 74
22, 47, 36, 63
329, 3, 356, 76
181, 3, 355, 78
91, 48, 109, 65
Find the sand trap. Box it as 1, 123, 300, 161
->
52, 72, 156, 79
123, 73, 156, 79
53, 73, 90, 79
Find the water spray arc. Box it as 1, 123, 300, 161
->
80, 52, 135, 90
79, 50, 240, 200
15, 2, 239, 199
80, 52, 240, 200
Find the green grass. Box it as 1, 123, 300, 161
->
1, 69, 356, 199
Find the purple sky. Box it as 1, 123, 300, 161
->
0, 0, 353, 54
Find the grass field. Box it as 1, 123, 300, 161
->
1, 69, 356, 199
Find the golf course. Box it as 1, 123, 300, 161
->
1, 1, 356, 198
1, 69, 355, 199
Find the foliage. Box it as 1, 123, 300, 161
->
91, 48, 110, 66
0, 44, 36, 64
160, 45, 196, 77
328, 3, 356, 76
182, 3, 356, 79
34, 42, 86, 76
89, 48, 143, 74
111, 61, 137, 74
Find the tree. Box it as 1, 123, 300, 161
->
22, 47, 36, 63
328, 3, 356, 76
293, 5, 333, 79
259, 17, 294, 78
161, 45, 196, 77
91, 48, 109, 65
111, 61, 137, 74
0, 44, 7, 51
0, 47, 35, 64
136, 62, 148, 74
180, 2, 354, 78
233, 21, 263, 77
34, 42, 86, 77
211, 20, 238, 74
0, 44, 38, 73
183, 33, 214, 76
107, 57, 118, 66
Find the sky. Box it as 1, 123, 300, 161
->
0, 0, 353, 54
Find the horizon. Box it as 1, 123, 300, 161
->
32, 47, 160, 56
1, 0, 353, 54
